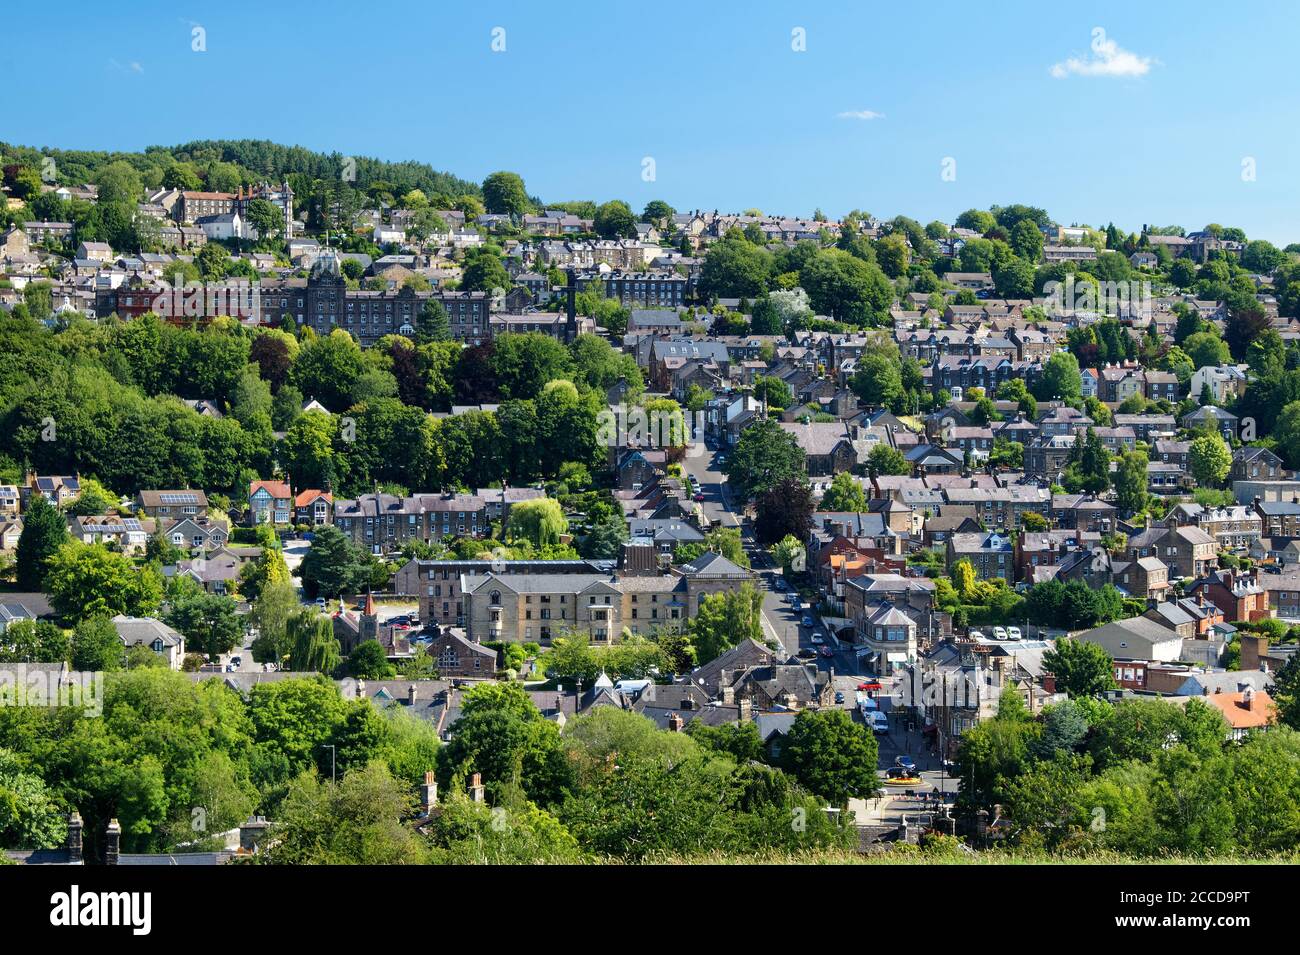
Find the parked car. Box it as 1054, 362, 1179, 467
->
895, 755, 917, 772
969, 630, 986, 640
834, 691, 845, 704
810, 633, 824, 645
801, 615, 815, 628
992, 626, 1009, 640
1006, 626, 1022, 640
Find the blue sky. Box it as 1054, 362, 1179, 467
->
5, 1, 1298, 243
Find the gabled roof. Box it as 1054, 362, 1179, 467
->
679, 550, 750, 578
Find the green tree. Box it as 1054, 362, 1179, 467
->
490, 332, 574, 400
166, 591, 244, 662
1114, 449, 1150, 514
1035, 351, 1082, 403
726, 418, 806, 500
507, 497, 568, 548
819, 471, 868, 512
1041, 638, 1117, 698
347, 640, 396, 679
1188, 433, 1232, 488
780, 709, 879, 805
0, 748, 68, 850
481, 171, 531, 217
0, 620, 68, 664
593, 200, 636, 239
286, 611, 342, 675
866, 443, 910, 477
1183, 331, 1231, 370
851, 352, 904, 409
263, 762, 426, 864
415, 298, 451, 343
299, 526, 365, 599
249, 580, 300, 665
435, 682, 572, 807
690, 584, 765, 663
45, 542, 162, 624
69, 615, 124, 671
14, 495, 67, 590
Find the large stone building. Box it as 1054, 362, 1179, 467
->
334, 492, 490, 555
395, 556, 614, 626
455, 545, 751, 645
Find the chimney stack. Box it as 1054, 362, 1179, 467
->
239, 815, 270, 853
666, 712, 684, 732
407, 683, 418, 706
421, 771, 438, 811
469, 772, 485, 803
105, 818, 121, 866
67, 811, 83, 864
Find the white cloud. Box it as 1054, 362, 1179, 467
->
836, 109, 884, 120
1051, 30, 1154, 79
108, 59, 145, 74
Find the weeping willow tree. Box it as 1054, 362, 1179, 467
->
287, 610, 341, 675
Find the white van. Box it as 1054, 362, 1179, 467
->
870, 711, 889, 734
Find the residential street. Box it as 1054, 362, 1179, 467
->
682, 438, 862, 674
